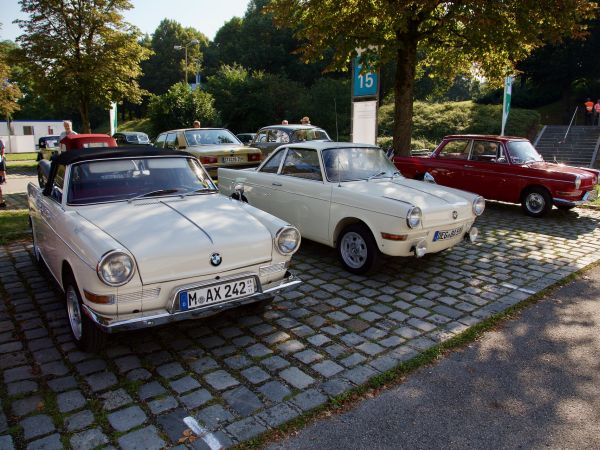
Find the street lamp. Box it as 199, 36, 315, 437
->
174, 39, 200, 86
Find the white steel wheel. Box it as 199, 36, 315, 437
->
66, 285, 83, 341
340, 232, 368, 270
336, 223, 380, 274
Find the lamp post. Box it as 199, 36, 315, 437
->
174, 39, 200, 86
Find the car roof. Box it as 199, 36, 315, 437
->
116, 131, 148, 136
284, 141, 380, 151
259, 125, 326, 132
158, 128, 230, 133
444, 134, 529, 142
53, 147, 192, 165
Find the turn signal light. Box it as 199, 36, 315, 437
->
83, 290, 115, 305
200, 156, 218, 164
248, 153, 262, 162
381, 232, 408, 241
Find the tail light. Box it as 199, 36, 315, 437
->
199, 156, 218, 165
248, 153, 262, 162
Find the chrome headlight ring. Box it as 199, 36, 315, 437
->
96, 250, 136, 287
472, 196, 486, 216
406, 206, 422, 229
275, 226, 301, 255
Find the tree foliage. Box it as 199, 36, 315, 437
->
148, 83, 217, 135
267, 0, 598, 155
0, 37, 22, 117
15, 0, 151, 132
140, 19, 208, 95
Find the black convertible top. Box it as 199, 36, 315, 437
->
52, 146, 193, 165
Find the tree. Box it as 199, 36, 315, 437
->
15, 0, 151, 132
267, 0, 597, 155
148, 83, 217, 135
0, 38, 22, 118
140, 20, 208, 96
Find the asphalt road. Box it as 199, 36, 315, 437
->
269, 266, 600, 450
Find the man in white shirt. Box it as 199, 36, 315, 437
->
59, 120, 78, 141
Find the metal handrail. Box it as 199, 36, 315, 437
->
560, 106, 578, 144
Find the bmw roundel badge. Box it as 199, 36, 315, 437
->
452, 210, 458, 220
210, 252, 222, 266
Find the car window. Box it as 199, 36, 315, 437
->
260, 149, 286, 174
469, 140, 507, 163
165, 133, 178, 149
281, 148, 322, 181
291, 128, 330, 142
155, 133, 166, 148
184, 129, 241, 145
256, 131, 268, 143
50, 164, 66, 203
438, 140, 470, 159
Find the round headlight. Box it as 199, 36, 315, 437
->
575, 175, 581, 190
472, 196, 485, 216
275, 227, 301, 255
97, 251, 135, 286
406, 206, 422, 229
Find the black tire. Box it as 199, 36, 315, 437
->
521, 187, 552, 218
64, 276, 107, 353
555, 204, 576, 211
336, 223, 380, 274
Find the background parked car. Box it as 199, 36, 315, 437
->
251, 125, 331, 157
236, 133, 256, 145
113, 131, 151, 147
154, 128, 262, 178
394, 134, 599, 217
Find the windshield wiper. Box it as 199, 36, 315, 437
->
128, 188, 182, 203
367, 171, 387, 182
184, 187, 218, 196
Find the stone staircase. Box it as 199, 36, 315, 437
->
533, 125, 600, 167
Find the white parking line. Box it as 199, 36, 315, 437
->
183, 416, 222, 450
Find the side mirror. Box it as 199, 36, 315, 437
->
423, 172, 436, 184
234, 183, 245, 198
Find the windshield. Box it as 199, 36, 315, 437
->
67, 156, 216, 205
184, 129, 241, 146
321, 147, 400, 182
291, 129, 330, 142
126, 134, 149, 143
508, 141, 543, 164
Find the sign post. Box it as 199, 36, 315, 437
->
351, 54, 379, 145
500, 76, 513, 136
109, 102, 118, 136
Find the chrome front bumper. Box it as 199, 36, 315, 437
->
82, 271, 301, 333
554, 189, 599, 207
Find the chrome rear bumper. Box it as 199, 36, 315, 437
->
82, 271, 301, 333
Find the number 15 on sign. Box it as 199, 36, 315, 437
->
353, 57, 378, 98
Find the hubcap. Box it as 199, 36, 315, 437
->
340, 232, 368, 269
526, 193, 545, 214
66, 286, 83, 340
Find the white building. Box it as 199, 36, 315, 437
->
0, 120, 66, 153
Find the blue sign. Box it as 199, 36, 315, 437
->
353, 57, 378, 98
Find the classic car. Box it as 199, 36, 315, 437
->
236, 133, 256, 146
219, 142, 484, 274
38, 135, 60, 150
28, 147, 301, 351
394, 135, 599, 217
37, 134, 118, 188
154, 128, 262, 178
113, 131, 151, 147
251, 125, 331, 157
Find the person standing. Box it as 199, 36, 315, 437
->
193, 120, 201, 128
301, 116, 310, 125
584, 98, 594, 125
59, 120, 78, 141
281, 120, 289, 125
594, 99, 600, 126
0, 139, 6, 208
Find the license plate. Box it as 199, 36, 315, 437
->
179, 278, 256, 311
222, 156, 244, 163
433, 226, 463, 242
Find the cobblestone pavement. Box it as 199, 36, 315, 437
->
1, 203, 600, 449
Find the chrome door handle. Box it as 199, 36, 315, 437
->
463, 164, 475, 168
272, 182, 282, 186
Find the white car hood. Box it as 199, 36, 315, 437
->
76, 194, 273, 284
337, 178, 475, 227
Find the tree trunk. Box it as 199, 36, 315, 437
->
393, 33, 418, 157
79, 100, 91, 133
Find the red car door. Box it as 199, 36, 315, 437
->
428, 138, 472, 191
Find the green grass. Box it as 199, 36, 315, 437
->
6, 161, 37, 170
5, 152, 37, 161
0, 210, 30, 244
